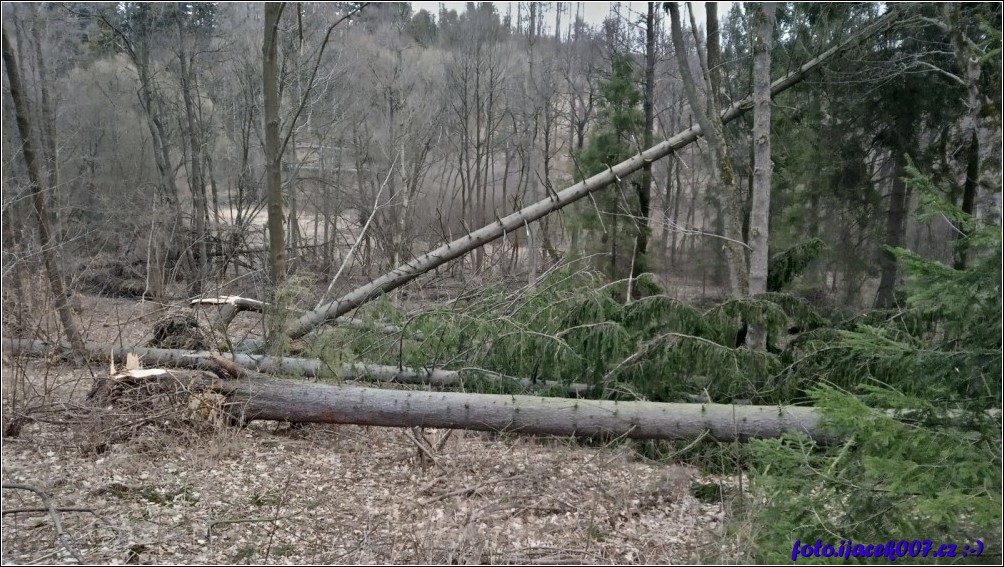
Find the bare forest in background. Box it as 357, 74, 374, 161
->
2, 2, 1001, 564
6, 2, 995, 311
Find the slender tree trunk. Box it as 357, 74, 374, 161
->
667, 2, 748, 297
955, 131, 979, 269
177, 14, 209, 294
947, 3, 984, 270
30, 13, 60, 237
632, 2, 657, 287
2, 26, 85, 357
875, 154, 910, 308
705, 2, 721, 108
205, 150, 222, 260
134, 33, 179, 206
746, 3, 776, 350
287, 128, 300, 264
263, 3, 286, 286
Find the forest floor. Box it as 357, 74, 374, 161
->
1, 293, 745, 565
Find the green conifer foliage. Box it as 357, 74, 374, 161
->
571, 52, 645, 281
750, 169, 1002, 563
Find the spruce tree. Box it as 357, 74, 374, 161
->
750, 168, 1002, 563
572, 52, 645, 283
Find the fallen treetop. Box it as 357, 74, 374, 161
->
259, 9, 901, 350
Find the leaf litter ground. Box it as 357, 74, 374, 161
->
2, 295, 736, 564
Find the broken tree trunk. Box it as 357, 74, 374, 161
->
256, 9, 900, 351
88, 365, 827, 442
1, 338, 590, 395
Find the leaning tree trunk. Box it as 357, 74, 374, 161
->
2, 26, 85, 357
239, 9, 901, 353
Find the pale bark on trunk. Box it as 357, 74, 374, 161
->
241, 9, 900, 351
2, 26, 85, 357
667, 2, 748, 297
52, 352, 824, 443
746, 3, 777, 351
176, 372, 827, 442
107, 368, 825, 441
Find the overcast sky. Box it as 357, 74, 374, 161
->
409, 2, 710, 36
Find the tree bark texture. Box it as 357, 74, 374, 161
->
875, 153, 910, 309
746, 3, 777, 350
228, 377, 824, 442
2, 26, 85, 357
632, 2, 657, 284
177, 13, 209, 293
705, 2, 721, 108
256, 8, 900, 352
86, 364, 827, 443
667, 2, 749, 297
263, 3, 286, 286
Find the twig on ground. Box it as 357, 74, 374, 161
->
1, 482, 86, 563
1, 506, 93, 516
403, 427, 447, 473
419, 473, 532, 506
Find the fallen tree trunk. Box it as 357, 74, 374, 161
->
258, 9, 900, 350
1, 338, 590, 394
91, 366, 827, 442
191, 297, 423, 340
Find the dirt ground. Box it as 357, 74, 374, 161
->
1, 293, 742, 565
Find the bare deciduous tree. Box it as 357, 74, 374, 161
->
2, 24, 84, 356
666, 2, 749, 297
263, 2, 285, 286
